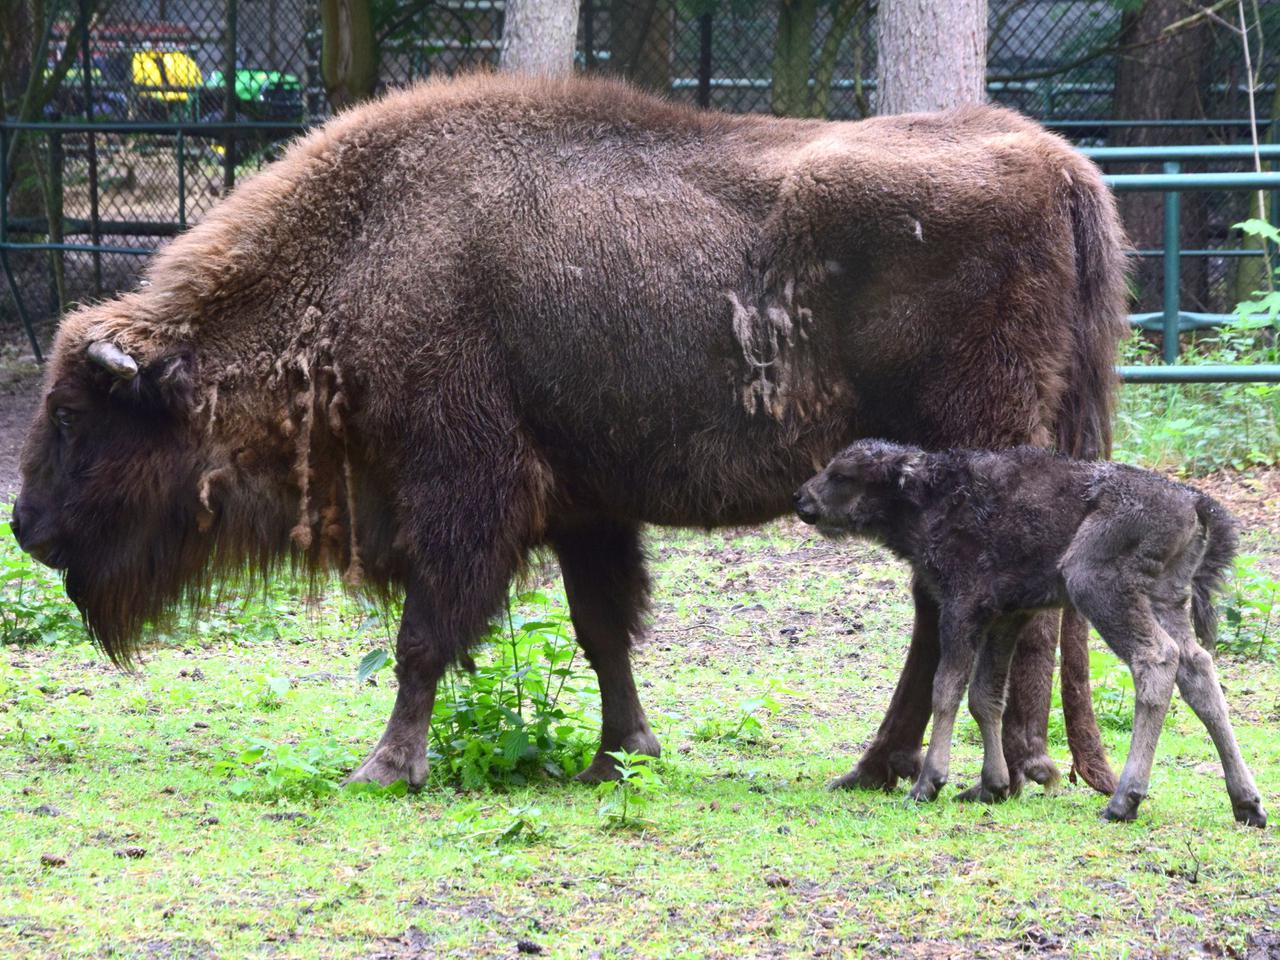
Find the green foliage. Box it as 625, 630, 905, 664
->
595, 750, 665, 830
215, 735, 373, 801
356, 591, 599, 791
1220, 554, 1280, 660
693, 680, 794, 744
0, 521, 82, 648
1114, 329, 1280, 474
1089, 649, 1136, 734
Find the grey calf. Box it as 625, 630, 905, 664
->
795, 441, 1266, 828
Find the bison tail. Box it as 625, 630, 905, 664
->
1192, 495, 1239, 655
1057, 158, 1129, 796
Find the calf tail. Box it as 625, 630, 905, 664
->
1192, 495, 1239, 654
1056, 153, 1129, 796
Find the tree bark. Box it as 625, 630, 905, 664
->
500, 0, 581, 76
1112, 0, 1213, 313
604, 0, 670, 94
876, 0, 986, 114
772, 0, 818, 117
320, 0, 377, 111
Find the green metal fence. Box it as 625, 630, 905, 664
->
1086, 144, 1280, 383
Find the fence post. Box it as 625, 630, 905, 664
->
177, 130, 186, 230
223, 0, 239, 192
79, 0, 102, 297
698, 13, 712, 109
1162, 160, 1181, 364
0, 124, 44, 363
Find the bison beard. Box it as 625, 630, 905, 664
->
15, 74, 1128, 793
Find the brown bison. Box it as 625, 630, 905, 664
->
12, 74, 1127, 792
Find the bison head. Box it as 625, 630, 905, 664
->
793, 439, 925, 538
12, 331, 212, 664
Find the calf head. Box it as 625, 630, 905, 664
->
13, 326, 211, 664
794, 439, 925, 537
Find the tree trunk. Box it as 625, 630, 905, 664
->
320, 0, 377, 111
772, 0, 818, 117
604, 0, 670, 94
500, 0, 581, 76
1112, 0, 1212, 315
875, 0, 986, 115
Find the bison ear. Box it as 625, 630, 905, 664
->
124, 351, 197, 415
853, 441, 925, 489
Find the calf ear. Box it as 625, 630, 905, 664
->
856, 444, 925, 489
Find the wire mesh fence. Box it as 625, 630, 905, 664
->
5, 0, 1280, 350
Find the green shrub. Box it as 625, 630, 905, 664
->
1220, 554, 1280, 660
0, 520, 83, 648
358, 589, 598, 790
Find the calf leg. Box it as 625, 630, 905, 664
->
957, 617, 1025, 803
550, 520, 660, 783
831, 578, 938, 791
1165, 615, 1267, 827
909, 612, 982, 803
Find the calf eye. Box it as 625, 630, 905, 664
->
52, 407, 76, 430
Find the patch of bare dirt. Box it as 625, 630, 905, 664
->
0, 356, 40, 500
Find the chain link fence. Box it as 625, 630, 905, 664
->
5, 0, 1280, 350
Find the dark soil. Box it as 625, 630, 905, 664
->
0, 356, 40, 499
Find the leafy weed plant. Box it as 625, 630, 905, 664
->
595, 749, 664, 830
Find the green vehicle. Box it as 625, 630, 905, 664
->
201, 68, 304, 122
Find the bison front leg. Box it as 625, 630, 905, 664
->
831, 578, 938, 792
347, 589, 449, 790
551, 520, 660, 783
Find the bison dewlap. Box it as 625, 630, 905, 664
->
796, 441, 1267, 828
13, 74, 1128, 793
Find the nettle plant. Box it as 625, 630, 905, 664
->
1221, 554, 1280, 660
362, 590, 599, 790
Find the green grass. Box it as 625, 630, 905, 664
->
1114, 328, 1280, 474
1, 519, 1278, 958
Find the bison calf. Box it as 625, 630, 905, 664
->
795, 440, 1266, 828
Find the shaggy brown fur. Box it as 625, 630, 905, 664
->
12, 74, 1128, 790
796, 441, 1266, 827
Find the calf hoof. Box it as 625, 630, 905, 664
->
346, 741, 427, 791
907, 776, 944, 804
955, 780, 1011, 804
575, 729, 661, 783
1233, 799, 1268, 829
1101, 791, 1144, 823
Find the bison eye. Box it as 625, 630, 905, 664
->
52, 406, 76, 430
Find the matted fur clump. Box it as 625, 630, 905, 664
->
796, 441, 1266, 827
14, 74, 1128, 790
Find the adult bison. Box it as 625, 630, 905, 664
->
13, 74, 1126, 793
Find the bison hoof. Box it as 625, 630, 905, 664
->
1233, 799, 1268, 829
955, 780, 1011, 804
907, 777, 943, 804
1101, 791, 1143, 823
345, 741, 427, 791
830, 749, 921, 793
1013, 753, 1061, 791
574, 730, 661, 783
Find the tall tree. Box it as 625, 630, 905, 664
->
320, 0, 378, 109
1112, 0, 1213, 313
500, 0, 581, 75
604, 0, 670, 94
772, 0, 864, 118
875, 0, 986, 114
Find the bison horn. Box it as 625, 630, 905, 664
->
86, 341, 139, 380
